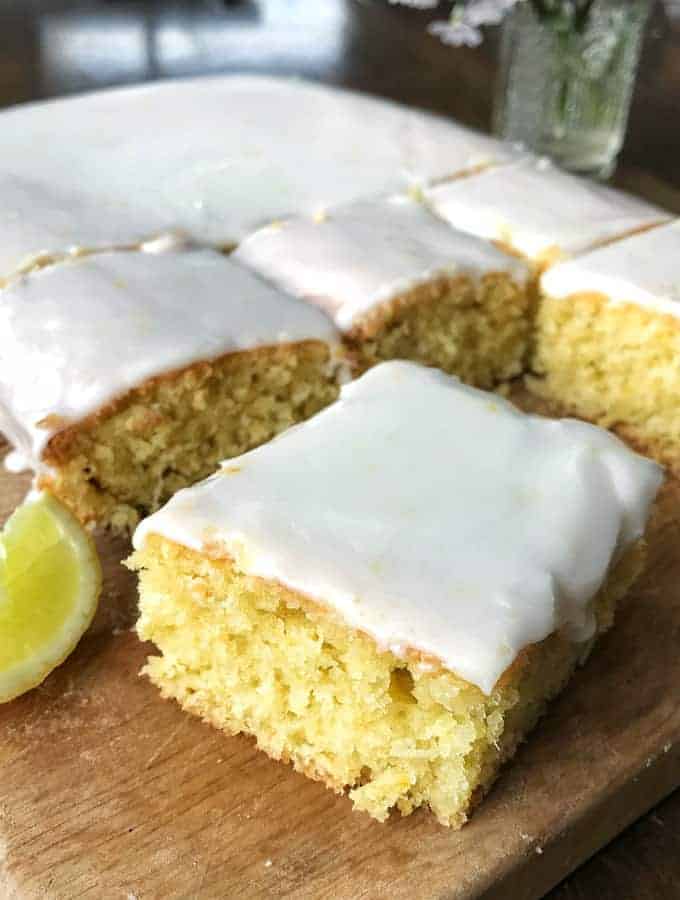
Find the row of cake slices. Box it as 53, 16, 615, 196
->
0, 77, 671, 828
235, 168, 680, 472
1, 146, 677, 529
0, 75, 528, 529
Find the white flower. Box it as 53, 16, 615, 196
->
428, 17, 484, 46
392, 0, 522, 46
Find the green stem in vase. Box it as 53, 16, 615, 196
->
494, 0, 650, 176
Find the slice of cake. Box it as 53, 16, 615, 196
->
532, 220, 680, 473
234, 195, 531, 386
129, 361, 662, 828
0, 76, 520, 280
425, 158, 668, 267
0, 248, 345, 530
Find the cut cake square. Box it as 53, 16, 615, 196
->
532, 220, 680, 473
129, 361, 661, 827
234, 195, 531, 386
425, 157, 667, 267
0, 248, 345, 530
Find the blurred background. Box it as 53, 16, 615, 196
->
1, 0, 679, 201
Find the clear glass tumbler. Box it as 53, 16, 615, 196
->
493, 0, 650, 178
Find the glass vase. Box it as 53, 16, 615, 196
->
492, 0, 650, 178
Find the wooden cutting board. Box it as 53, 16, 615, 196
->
1, 429, 679, 900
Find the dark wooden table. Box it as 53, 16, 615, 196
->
1, 2, 678, 898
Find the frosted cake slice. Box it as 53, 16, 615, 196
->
425, 158, 667, 267
129, 361, 661, 828
0, 75, 520, 280
0, 248, 344, 530
234, 195, 530, 386
532, 220, 680, 473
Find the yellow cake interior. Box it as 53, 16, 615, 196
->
130, 534, 645, 828
530, 292, 680, 475
348, 271, 532, 387
41, 342, 340, 531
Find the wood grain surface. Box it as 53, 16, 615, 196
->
1, 3, 679, 897
1, 415, 679, 900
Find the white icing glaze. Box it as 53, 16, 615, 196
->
0, 175, 138, 281
425, 158, 668, 262
0, 76, 520, 278
541, 220, 680, 315
0, 249, 339, 466
234, 195, 529, 331
134, 361, 662, 695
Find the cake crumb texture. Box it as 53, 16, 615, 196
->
531, 293, 680, 474
40, 343, 340, 531
131, 535, 644, 827
350, 272, 531, 386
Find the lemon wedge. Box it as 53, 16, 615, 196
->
0, 492, 101, 702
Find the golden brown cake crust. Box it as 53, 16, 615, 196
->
42, 339, 336, 466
